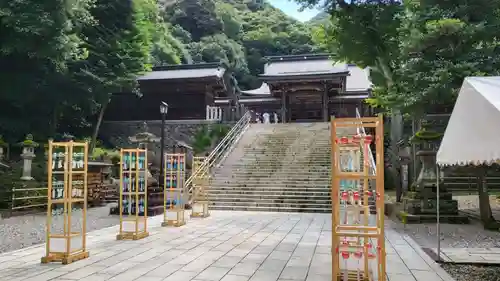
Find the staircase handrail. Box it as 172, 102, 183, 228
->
355, 108, 376, 175
185, 110, 252, 201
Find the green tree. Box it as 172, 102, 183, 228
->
164, 0, 320, 89
308, 0, 405, 199
0, 0, 94, 140
166, 0, 224, 41
394, 0, 500, 228
73, 0, 181, 152
188, 34, 249, 80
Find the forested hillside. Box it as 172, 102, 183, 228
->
163, 0, 321, 88
0, 0, 319, 143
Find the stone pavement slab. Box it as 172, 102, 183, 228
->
0, 211, 456, 281
428, 247, 500, 264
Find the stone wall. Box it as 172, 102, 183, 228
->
100, 119, 221, 167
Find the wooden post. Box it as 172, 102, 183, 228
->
323, 82, 329, 122
42, 141, 89, 265
281, 91, 286, 124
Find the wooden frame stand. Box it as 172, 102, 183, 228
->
42, 141, 89, 264
162, 153, 186, 227
191, 156, 210, 218
331, 116, 386, 281
117, 148, 149, 240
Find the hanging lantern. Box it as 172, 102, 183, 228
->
341, 191, 349, 201
340, 136, 349, 144
365, 190, 373, 196
354, 251, 363, 259
341, 251, 350, 259
353, 191, 360, 201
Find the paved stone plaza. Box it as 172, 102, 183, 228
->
428, 247, 500, 264
0, 211, 455, 281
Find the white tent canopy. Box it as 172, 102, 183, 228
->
437, 76, 500, 167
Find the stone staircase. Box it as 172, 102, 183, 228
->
207, 122, 355, 213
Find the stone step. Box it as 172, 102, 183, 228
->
207, 189, 330, 196
209, 205, 331, 213
210, 201, 331, 208
215, 178, 331, 181
206, 193, 330, 199
212, 183, 330, 188
208, 186, 330, 193
207, 197, 331, 204
223, 167, 331, 171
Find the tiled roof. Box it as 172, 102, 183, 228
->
262, 55, 348, 77
138, 63, 226, 81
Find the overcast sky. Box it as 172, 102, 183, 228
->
268, 0, 321, 22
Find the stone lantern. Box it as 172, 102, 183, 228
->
129, 122, 160, 186
398, 126, 468, 224
0, 135, 7, 161
20, 134, 38, 181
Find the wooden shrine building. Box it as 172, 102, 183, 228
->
104, 63, 237, 121
104, 54, 372, 123
215, 54, 372, 122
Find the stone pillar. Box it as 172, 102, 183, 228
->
21, 146, 35, 180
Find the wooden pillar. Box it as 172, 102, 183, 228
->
281, 91, 287, 123
287, 95, 291, 123
322, 82, 329, 122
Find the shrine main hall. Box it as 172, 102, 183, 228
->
104, 54, 372, 123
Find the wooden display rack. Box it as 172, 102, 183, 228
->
162, 153, 186, 227
331, 116, 386, 281
42, 141, 89, 265
191, 156, 210, 218
117, 148, 149, 240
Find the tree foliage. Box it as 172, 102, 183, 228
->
308, 0, 500, 224
164, 0, 321, 88
391, 0, 500, 115
0, 0, 319, 143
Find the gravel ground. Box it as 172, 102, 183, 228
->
389, 195, 500, 281
441, 264, 500, 281
0, 203, 119, 253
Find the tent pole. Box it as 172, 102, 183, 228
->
436, 164, 441, 262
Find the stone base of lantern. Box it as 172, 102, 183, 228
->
191, 201, 210, 218
162, 209, 186, 227
398, 196, 469, 224
397, 211, 469, 224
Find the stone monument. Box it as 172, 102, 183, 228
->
398, 128, 468, 224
